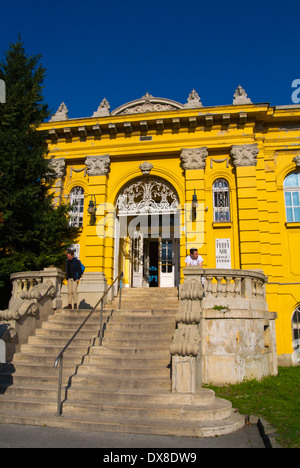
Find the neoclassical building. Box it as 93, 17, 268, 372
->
41, 87, 300, 365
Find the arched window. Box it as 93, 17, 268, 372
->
284, 172, 300, 222
213, 179, 230, 222
292, 306, 300, 354
69, 186, 84, 227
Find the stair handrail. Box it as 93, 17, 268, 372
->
54, 271, 123, 416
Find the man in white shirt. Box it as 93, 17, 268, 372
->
185, 248, 203, 267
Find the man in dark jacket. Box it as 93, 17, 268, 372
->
66, 250, 83, 309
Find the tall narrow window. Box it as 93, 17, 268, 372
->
213, 179, 230, 222
292, 306, 300, 355
284, 172, 300, 222
69, 186, 84, 227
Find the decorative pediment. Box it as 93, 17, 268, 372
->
111, 92, 184, 116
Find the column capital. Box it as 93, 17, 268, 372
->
85, 154, 110, 176
180, 147, 208, 170
49, 157, 66, 179
230, 143, 259, 167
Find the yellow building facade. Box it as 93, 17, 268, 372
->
41, 89, 300, 365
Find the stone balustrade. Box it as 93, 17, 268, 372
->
0, 267, 64, 363
172, 266, 277, 389
10, 268, 64, 308
201, 268, 267, 301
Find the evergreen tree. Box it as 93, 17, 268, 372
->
0, 38, 77, 308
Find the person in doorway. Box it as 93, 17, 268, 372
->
66, 250, 83, 309
185, 248, 203, 267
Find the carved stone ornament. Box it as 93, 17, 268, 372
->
139, 161, 153, 175
85, 155, 110, 176
49, 158, 65, 179
230, 144, 259, 167
92, 98, 110, 117
184, 89, 203, 108
233, 85, 252, 105
49, 102, 69, 121
180, 147, 208, 170
169, 325, 200, 357
293, 155, 300, 167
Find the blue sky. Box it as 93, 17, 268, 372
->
1, 0, 299, 119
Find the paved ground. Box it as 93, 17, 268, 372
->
0, 422, 265, 449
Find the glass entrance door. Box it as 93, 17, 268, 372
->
160, 238, 179, 287
132, 232, 143, 287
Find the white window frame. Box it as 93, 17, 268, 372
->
213, 179, 230, 223
284, 172, 300, 223
69, 186, 84, 227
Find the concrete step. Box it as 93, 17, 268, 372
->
19, 343, 89, 356
0, 408, 245, 438
62, 393, 232, 420
0, 287, 245, 439
68, 375, 171, 391
76, 364, 170, 379
0, 397, 57, 414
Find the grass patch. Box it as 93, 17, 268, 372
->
205, 366, 300, 448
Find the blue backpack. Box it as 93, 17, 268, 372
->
78, 260, 85, 275
73, 258, 85, 277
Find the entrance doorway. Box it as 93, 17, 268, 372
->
116, 176, 181, 288
131, 234, 179, 288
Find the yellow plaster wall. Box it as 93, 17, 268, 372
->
41, 103, 300, 357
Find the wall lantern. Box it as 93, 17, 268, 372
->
192, 189, 198, 220
87, 195, 97, 225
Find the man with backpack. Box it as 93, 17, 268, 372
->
66, 250, 84, 309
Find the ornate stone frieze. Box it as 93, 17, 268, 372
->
230, 143, 259, 167
85, 155, 110, 176
180, 147, 208, 170
49, 102, 69, 121
49, 158, 66, 179
233, 85, 252, 105
139, 161, 153, 175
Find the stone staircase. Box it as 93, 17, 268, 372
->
0, 287, 244, 437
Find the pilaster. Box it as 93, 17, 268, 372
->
85, 155, 110, 274
231, 144, 262, 268
180, 148, 207, 269
49, 158, 66, 206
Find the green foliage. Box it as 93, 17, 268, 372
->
0, 38, 78, 307
206, 366, 300, 448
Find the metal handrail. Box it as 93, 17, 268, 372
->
54, 271, 123, 416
